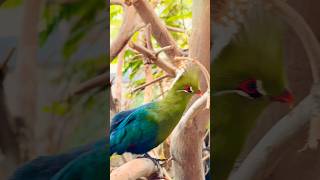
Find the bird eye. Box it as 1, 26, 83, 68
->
247, 81, 257, 90
184, 85, 193, 93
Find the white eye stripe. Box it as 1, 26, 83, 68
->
256, 80, 267, 95
176, 86, 194, 93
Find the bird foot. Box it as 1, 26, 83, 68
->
138, 153, 167, 167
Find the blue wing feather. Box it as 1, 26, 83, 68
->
110, 102, 159, 155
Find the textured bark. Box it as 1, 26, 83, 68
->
110, 158, 158, 180
170, 0, 210, 179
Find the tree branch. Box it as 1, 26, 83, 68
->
110, 158, 158, 180
110, 0, 124, 6
0, 48, 15, 70
269, 0, 320, 83
131, 74, 170, 93
129, 42, 177, 76
127, 0, 183, 59
110, 4, 145, 61
229, 83, 320, 180
171, 91, 210, 180
166, 25, 187, 33
69, 73, 108, 97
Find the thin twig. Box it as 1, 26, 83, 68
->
166, 25, 186, 33
69, 73, 108, 97
131, 74, 170, 93
155, 46, 174, 57
0, 48, 15, 70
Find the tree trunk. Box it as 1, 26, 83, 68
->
10, 0, 42, 161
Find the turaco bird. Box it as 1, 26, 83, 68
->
110, 66, 201, 158
212, 1, 293, 179
10, 139, 107, 180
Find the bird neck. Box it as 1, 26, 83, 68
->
159, 89, 192, 114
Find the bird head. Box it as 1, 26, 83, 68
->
171, 67, 202, 96
236, 78, 294, 106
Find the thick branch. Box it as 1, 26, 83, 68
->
171, 92, 209, 180
128, 0, 183, 58
269, 0, 320, 83
110, 0, 124, 6
110, 5, 144, 61
110, 158, 158, 180
229, 84, 320, 180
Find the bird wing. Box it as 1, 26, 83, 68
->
110, 103, 158, 155
110, 103, 155, 131
9, 140, 105, 180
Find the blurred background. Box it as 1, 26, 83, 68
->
213, 0, 320, 179
0, 0, 107, 179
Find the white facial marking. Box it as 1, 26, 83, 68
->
256, 80, 267, 95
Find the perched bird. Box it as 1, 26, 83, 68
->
110, 67, 201, 156
10, 139, 107, 180
212, 2, 293, 180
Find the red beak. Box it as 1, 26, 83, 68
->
270, 89, 294, 107
196, 90, 203, 96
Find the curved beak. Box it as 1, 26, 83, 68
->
195, 90, 203, 96
270, 89, 294, 108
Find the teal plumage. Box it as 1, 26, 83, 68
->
10, 139, 107, 180
110, 67, 201, 156
51, 145, 107, 180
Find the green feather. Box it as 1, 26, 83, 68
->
212, 5, 289, 179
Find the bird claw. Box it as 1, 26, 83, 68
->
138, 153, 167, 167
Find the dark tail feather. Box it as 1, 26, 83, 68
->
9, 139, 106, 180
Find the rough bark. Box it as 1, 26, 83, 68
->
110, 158, 158, 180
230, 85, 320, 180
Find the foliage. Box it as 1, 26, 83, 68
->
38, 1, 107, 148
110, 0, 192, 105
40, 0, 106, 59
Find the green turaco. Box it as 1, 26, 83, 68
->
212, 2, 293, 179
110, 66, 201, 156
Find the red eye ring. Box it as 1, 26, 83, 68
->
184, 85, 193, 93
